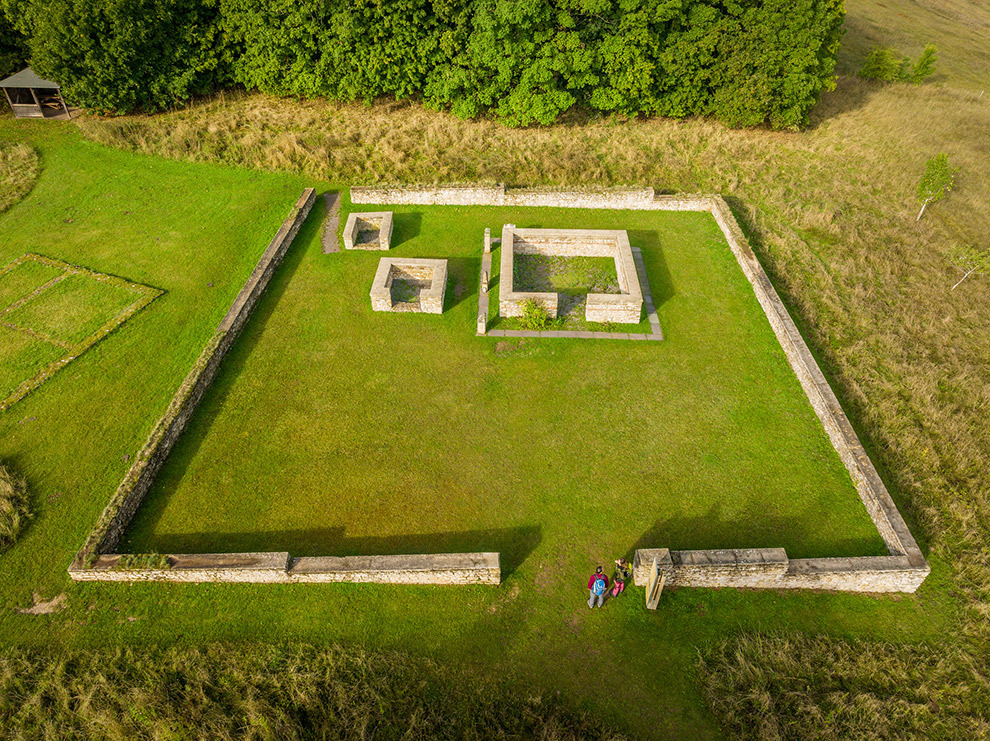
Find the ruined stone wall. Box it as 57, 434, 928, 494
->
70, 552, 500, 585
633, 548, 928, 593
357, 184, 930, 593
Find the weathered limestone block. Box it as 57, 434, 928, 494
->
632, 549, 929, 593
343, 211, 393, 250
289, 552, 501, 585
70, 552, 292, 583
370, 257, 447, 314
70, 551, 502, 585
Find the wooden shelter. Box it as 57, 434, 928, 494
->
0, 67, 70, 120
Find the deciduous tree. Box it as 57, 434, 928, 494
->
950, 245, 990, 291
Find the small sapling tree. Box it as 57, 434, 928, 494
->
859, 47, 909, 82
916, 153, 956, 221
910, 45, 938, 84
950, 246, 990, 291
859, 44, 937, 84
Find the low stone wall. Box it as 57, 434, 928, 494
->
499, 226, 642, 324
370, 257, 447, 314
343, 211, 393, 250
351, 184, 657, 210
356, 184, 930, 593
633, 548, 928, 593
70, 551, 500, 585
70, 188, 316, 570
289, 553, 500, 585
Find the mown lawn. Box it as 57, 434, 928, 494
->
0, 122, 956, 740
126, 201, 883, 561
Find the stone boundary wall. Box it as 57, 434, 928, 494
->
354, 184, 930, 593
69, 189, 317, 571
69, 188, 502, 588
632, 548, 928, 593
69, 551, 501, 585
351, 184, 656, 209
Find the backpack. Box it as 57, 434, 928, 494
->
592, 576, 606, 596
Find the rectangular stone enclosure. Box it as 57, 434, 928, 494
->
343, 211, 393, 250
370, 257, 447, 314
498, 226, 643, 323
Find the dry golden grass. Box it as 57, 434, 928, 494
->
71, 2, 990, 732
0, 461, 29, 551
699, 632, 990, 740
0, 141, 39, 213
0, 643, 623, 740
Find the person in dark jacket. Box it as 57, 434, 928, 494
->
612, 558, 631, 597
587, 565, 609, 608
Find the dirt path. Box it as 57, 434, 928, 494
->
321, 191, 341, 254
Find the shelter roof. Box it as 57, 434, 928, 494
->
0, 68, 60, 89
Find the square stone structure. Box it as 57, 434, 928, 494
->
370, 257, 447, 314
498, 226, 643, 323
343, 211, 393, 250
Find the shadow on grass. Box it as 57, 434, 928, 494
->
627, 501, 888, 561
121, 205, 321, 542
391, 212, 422, 247
136, 525, 542, 578
445, 256, 480, 311
627, 229, 675, 309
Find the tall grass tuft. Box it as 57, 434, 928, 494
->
0, 462, 29, 551
0, 142, 39, 213
0, 643, 624, 740
699, 632, 990, 740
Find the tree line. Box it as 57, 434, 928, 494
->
1, 0, 845, 128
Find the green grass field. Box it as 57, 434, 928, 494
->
0, 255, 159, 406
122, 202, 882, 562
0, 122, 956, 739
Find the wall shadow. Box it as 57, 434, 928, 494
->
627, 229, 675, 309
138, 525, 542, 578
121, 204, 323, 538
628, 500, 887, 561
390, 212, 422, 247
444, 256, 480, 311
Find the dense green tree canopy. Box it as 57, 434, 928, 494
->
0, 5, 28, 79
28, 0, 229, 114
8, 0, 845, 127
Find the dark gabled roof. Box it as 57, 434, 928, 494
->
0, 67, 60, 89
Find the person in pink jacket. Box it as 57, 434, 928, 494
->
587, 565, 609, 608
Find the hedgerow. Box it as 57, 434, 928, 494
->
11, 0, 843, 128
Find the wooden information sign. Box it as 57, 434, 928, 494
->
646, 556, 666, 610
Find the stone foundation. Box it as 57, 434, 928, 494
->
70, 551, 500, 585
498, 227, 642, 323
370, 257, 447, 314
356, 184, 930, 593
343, 211, 393, 250
632, 548, 928, 593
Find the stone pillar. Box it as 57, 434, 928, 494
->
484, 228, 491, 253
